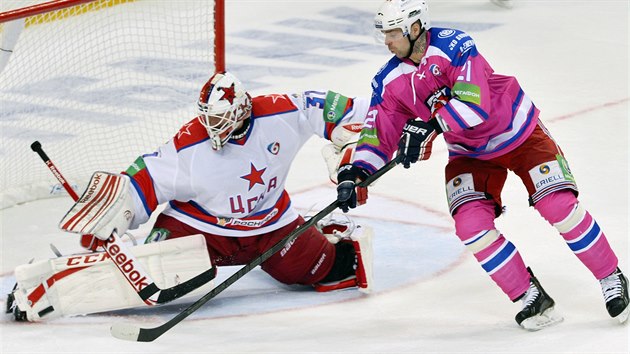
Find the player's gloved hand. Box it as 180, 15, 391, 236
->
80, 234, 106, 252
59, 172, 134, 240
336, 164, 370, 213
397, 118, 443, 168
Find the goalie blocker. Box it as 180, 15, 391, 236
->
7, 235, 215, 322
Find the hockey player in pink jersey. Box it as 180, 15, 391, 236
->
336, 0, 628, 330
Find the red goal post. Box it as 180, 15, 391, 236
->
0, 0, 225, 208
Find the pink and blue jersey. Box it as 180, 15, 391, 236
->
355, 27, 540, 174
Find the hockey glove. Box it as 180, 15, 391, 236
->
80, 234, 105, 252
397, 118, 443, 168
59, 171, 135, 241
336, 164, 370, 213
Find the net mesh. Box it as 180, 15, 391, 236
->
1, 0, 217, 208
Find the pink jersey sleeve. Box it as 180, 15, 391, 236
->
353, 57, 419, 174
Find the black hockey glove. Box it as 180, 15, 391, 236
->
397, 118, 443, 168
336, 164, 370, 213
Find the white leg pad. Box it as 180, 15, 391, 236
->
12, 234, 213, 321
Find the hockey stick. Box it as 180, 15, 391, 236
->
111, 154, 403, 342
31, 141, 217, 305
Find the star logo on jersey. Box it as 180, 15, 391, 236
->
220, 84, 237, 104
240, 163, 266, 190
416, 71, 426, 80
263, 94, 286, 103
177, 121, 195, 139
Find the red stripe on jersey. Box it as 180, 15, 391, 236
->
324, 121, 337, 140
173, 117, 210, 152
251, 94, 297, 118
170, 190, 292, 231
128, 168, 159, 212
324, 97, 356, 139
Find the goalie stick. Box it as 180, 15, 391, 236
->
110, 154, 404, 342
30, 141, 217, 305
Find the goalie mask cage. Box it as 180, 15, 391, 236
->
0, 0, 225, 209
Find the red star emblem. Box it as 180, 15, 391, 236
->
176, 121, 194, 139
220, 84, 237, 104
240, 163, 266, 190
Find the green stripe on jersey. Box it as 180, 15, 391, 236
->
125, 156, 146, 176
324, 91, 350, 123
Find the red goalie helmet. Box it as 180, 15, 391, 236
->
197, 72, 252, 150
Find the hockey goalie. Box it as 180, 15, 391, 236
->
5, 72, 374, 322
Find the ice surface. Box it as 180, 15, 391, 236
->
1, 1, 628, 353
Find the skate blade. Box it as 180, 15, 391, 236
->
519, 307, 564, 331
614, 305, 630, 324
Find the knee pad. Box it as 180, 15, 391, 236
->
553, 203, 587, 234
453, 200, 496, 237
535, 190, 583, 232
453, 201, 501, 254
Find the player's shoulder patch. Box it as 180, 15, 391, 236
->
173, 117, 209, 151
428, 27, 476, 63
252, 94, 298, 118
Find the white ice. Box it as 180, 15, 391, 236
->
1, 0, 628, 353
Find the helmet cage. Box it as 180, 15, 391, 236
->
197, 72, 252, 151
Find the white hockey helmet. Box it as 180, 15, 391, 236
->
374, 0, 430, 39
197, 72, 252, 151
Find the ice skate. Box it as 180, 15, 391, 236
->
600, 268, 629, 323
515, 268, 563, 331
5, 286, 27, 322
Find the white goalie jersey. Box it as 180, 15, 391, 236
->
124, 90, 368, 237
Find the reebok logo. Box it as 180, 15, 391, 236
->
105, 236, 149, 291
79, 173, 101, 203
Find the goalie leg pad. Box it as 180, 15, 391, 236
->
10, 235, 214, 321
314, 224, 374, 294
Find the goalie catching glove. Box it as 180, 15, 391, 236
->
397, 117, 444, 168
59, 171, 135, 243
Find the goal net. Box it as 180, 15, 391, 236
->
0, 0, 224, 208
